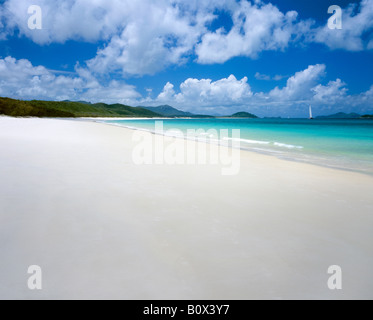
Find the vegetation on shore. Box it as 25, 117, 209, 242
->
315, 112, 373, 119
2, 97, 371, 120
316, 112, 361, 119
229, 112, 258, 118
140, 105, 194, 117
140, 104, 215, 118
0, 97, 161, 118
0, 97, 258, 119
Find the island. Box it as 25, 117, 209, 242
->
316, 112, 362, 119
229, 112, 258, 118
0, 97, 259, 119
0, 97, 162, 118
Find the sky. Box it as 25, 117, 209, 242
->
0, 0, 373, 117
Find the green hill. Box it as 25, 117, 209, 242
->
0, 97, 161, 118
361, 115, 373, 119
316, 112, 361, 119
230, 112, 258, 118
141, 105, 195, 117
140, 105, 214, 118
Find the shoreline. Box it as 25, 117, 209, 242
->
1, 115, 372, 176
1, 117, 373, 299
89, 118, 373, 177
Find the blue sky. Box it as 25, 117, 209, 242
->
0, 0, 373, 117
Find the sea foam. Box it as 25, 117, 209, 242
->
274, 142, 304, 149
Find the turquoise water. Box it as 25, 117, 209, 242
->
104, 118, 373, 175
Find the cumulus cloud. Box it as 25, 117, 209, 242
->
314, 0, 373, 51
312, 79, 348, 104
157, 82, 176, 102
151, 65, 373, 116
195, 0, 312, 64
156, 75, 253, 109
1, 57, 372, 117
86, 1, 213, 75
1, 0, 372, 75
353, 85, 373, 112
1, 0, 218, 75
0, 56, 140, 104
269, 64, 326, 101
2, 0, 128, 44
0, 0, 313, 75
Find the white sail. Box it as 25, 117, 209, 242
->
309, 105, 313, 119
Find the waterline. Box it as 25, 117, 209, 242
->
102, 118, 373, 175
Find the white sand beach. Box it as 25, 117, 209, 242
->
1, 116, 373, 300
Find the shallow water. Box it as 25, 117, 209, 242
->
104, 118, 373, 175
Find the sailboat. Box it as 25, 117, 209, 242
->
309, 105, 314, 120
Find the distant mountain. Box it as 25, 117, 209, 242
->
93, 103, 161, 117
141, 105, 195, 117
316, 112, 361, 119
230, 112, 258, 118
63, 100, 92, 105
362, 114, 373, 119
76, 101, 92, 105
0, 97, 161, 118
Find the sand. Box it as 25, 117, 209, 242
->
0, 116, 373, 300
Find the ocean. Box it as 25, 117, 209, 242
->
103, 118, 373, 175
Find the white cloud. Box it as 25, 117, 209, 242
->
86, 2, 213, 76
150, 65, 373, 116
156, 75, 253, 109
255, 72, 286, 81
355, 85, 373, 108
1, 0, 372, 76
0, 0, 315, 75
157, 82, 176, 102
3, 0, 129, 44
255, 72, 271, 81
312, 79, 348, 104
1, 0, 218, 75
1, 57, 372, 117
269, 64, 326, 101
0, 5, 6, 40
314, 0, 373, 51
0, 56, 140, 104
195, 0, 311, 64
